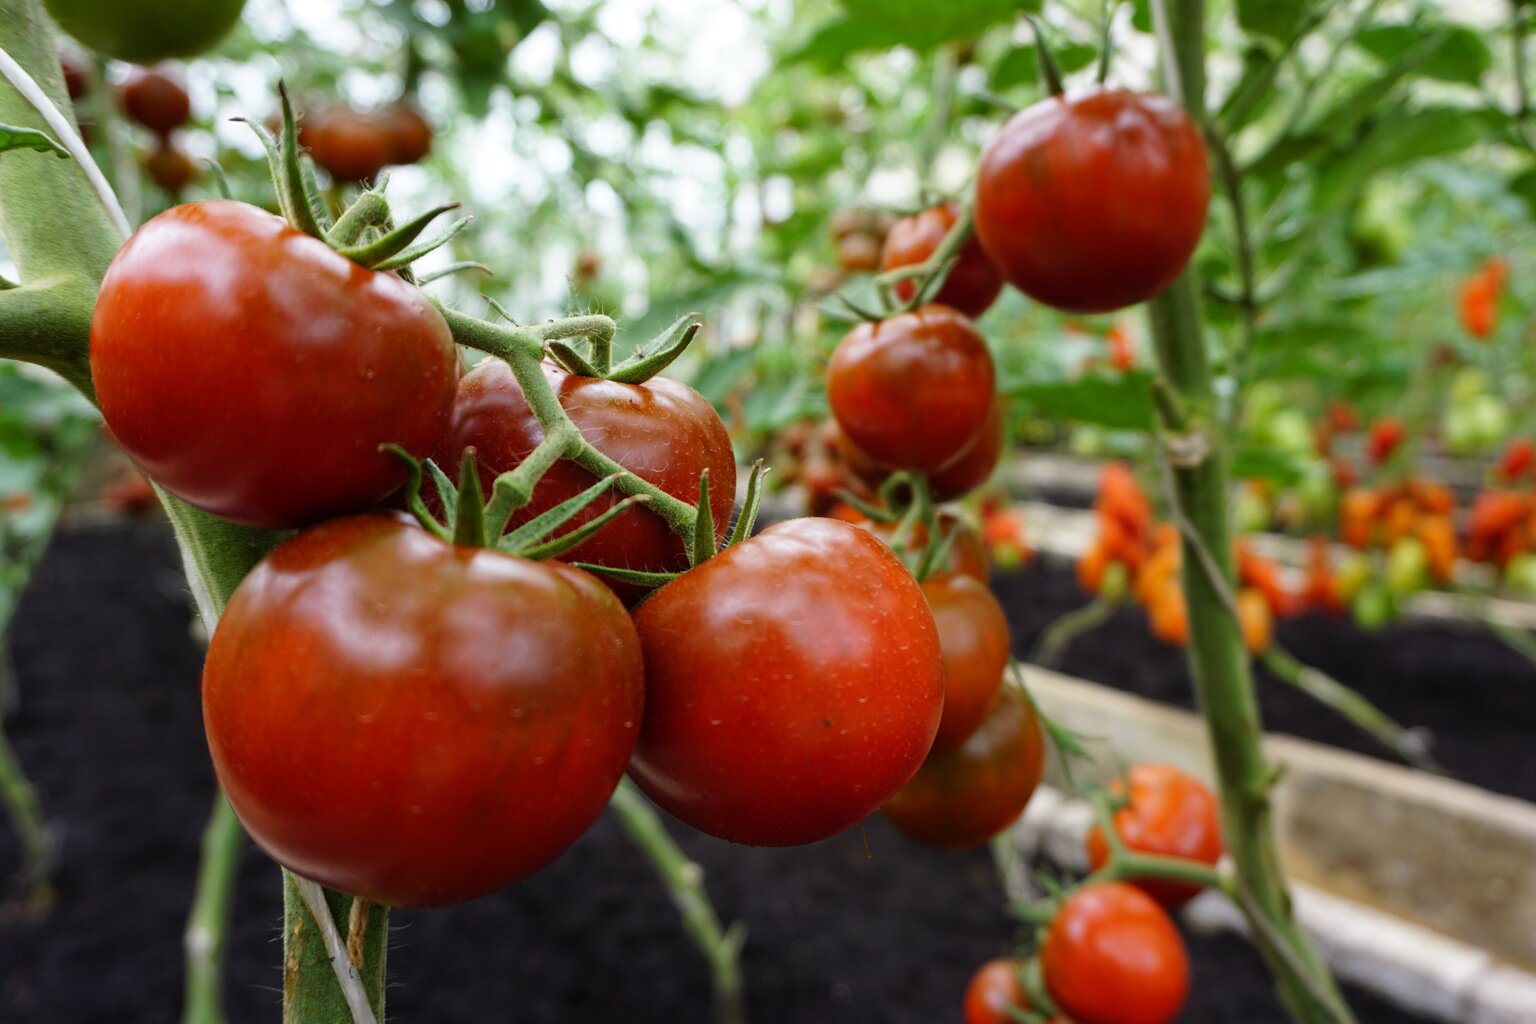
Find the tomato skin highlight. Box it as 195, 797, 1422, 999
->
826, 304, 996, 473
90, 200, 458, 529
974, 89, 1210, 314
922, 573, 1011, 752
630, 518, 944, 846
881, 202, 1003, 319
202, 515, 645, 908
881, 683, 1043, 849
1084, 763, 1223, 909
1041, 882, 1190, 1024
433, 358, 736, 601
46, 0, 247, 64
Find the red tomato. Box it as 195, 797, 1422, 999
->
880, 202, 1003, 319
929, 397, 1004, 501
1367, 418, 1405, 465
881, 683, 1044, 849
91, 200, 458, 529
144, 140, 197, 193
826, 304, 996, 473
433, 358, 735, 601
118, 65, 190, 135
380, 103, 432, 165
922, 572, 1010, 751
1499, 438, 1535, 482
975, 89, 1209, 313
60, 50, 90, 101
1084, 763, 1223, 909
1041, 882, 1190, 1024
1107, 323, 1135, 370
202, 514, 644, 907
964, 958, 1030, 1024
837, 232, 882, 272
1460, 273, 1497, 340
307, 107, 391, 182
629, 518, 944, 846
1327, 401, 1359, 435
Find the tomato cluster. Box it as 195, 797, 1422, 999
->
115, 65, 200, 194
300, 103, 434, 183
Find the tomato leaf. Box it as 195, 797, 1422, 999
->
1004, 371, 1156, 431
1236, 0, 1310, 41
1356, 22, 1492, 86
789, 0, 1039, 64
0, 124, 67, 159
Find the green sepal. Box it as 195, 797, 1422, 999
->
255, 82, 325, 239
423, 458, 459, 528
381, 444, 450, 541
206, 158, 234, 200
334, 203, 460, 269
1024, 15, 1067, 97
725, 461, 767, 548
497, 472, 627, 553
514, 495, 648, 561
372, 215, 472, 272
417, 261, 494, 286
914, 522, 958, 581
569, 563, 681, 588
833, 487, 894, 523
689, 469, 716, 567
451, 449, 487, 547
606, 314, 701, 384
327, 182, 391, 247
547, 339, 602, 378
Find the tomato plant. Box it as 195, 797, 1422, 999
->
1040, 882, 1189, 1024
90, 200, 459, 529
202, 514, 645, 907
629, 517, 944, 846
974, 89, 1209, 313
1085, 763, 1223, 909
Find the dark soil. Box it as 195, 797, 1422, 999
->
0, 522, 1443, 1022
993, 555, 1536, 803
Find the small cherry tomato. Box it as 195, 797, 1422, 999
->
308, 107, 391, 183
964, 958, 1030, 1024
975, 89, 1210, 313
433, 358, 736, 603
143, 140, 197, 193
881, 682, 1043, 849
1084, 763, 1223, 909
922, 572, 1011, 751
881, 202, 1003, 319
118, 65, 190, 135
827, 304, 996, 473
1041, 882, 1189, 1024
203, 514, 644, 907
630, 518, 944, 846
1499, 438, 1536, 482
90, 200, 458, 529
1367, 417, 1405, 465
379, 103, 432, 165
837, 232, 882, 272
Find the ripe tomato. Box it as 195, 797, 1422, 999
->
1367, 417, 1405, 465
433, 358, 735, 601
144, 141, 197, 193
930, 397, 1004, 500
629, 518, 944, 846
46, 0, 247, 64
881, 683, 1044, 848
380, 103, 432, 165
880, 202, 1003, 319
60, 50, 90, 101
202, 514, 644, 907
975, 89, 1209, 313
827, 304, 996, 473
307, 107, 391, 183
1041, 882, 1189, 1024
118, 66, 190, 136
1085, 763, 1223, 909
91, 200, 458, 529
922, 572, 1011, 751
1499, 438, 1535, 482
964, 958, 1029, 1024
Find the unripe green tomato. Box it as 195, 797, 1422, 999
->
1333, 552, 1372, 605
1505, 552, 1536, 596
1296, 462, 1335, 521
1349, 179, 1411, 265
1070, 426, 1107, 458
1450, 367, 1487, 405
45, 0, 247, 64
1352, 581, 1399, 631
1468, 395, 1510, 452
1234, 485, 1270, 535
1265, 409, 1316, 458
1385, 537, 1430, 597
1442, 404, 1478, 456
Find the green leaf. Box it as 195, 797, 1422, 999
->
991, 47, 1038, 91
1229, 446, 1305, 487
1237, 0, 1309, 40
1509, 165, 1536, 217
1004, 371, 1155, 431
1356, 23, 1492, 86
789, 0, 1038, 64
1312, 106, 1506, 216
0, 125, 67, 159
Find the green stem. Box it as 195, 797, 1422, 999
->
1027, 596, 1117, 667
282, 873, 387, 1024
0, 708, 52, 902
1515, 0, 1532, 125
1259, 646, 1435, 771
1147, 1, 1349, 1021
183, 794, 244, 1024
610, 780, 748, 1024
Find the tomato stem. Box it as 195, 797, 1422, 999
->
1026, 595, 1117, 668
1024, 15, 1067, 98
0, 704, 54, 907
183, 794, 242, 1024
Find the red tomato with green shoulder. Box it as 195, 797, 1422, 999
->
1041, 882, 1189, 1024
1084, 763, 1223, 909
432, 358, 736, 602
880, 202, 1003, 319
826, 304, 996, 473
880, 683, 1044, 849
974, 89, 1209, 313
202, 514, 645, 907
629, 518, 944, 846
90, 200, 459, 529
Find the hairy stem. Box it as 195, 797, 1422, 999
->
183, 795, 243, 1024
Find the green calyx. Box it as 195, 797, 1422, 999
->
246, 83, 470, 274
840, 471, 952, 581
826, 203, 976, 325
384, 444, 643, 559
537, 310, 703, 385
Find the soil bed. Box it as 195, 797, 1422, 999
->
1, 522, 1429, 1022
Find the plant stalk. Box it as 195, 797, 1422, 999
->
183, 794, 244, 1024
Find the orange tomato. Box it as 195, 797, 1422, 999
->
1237, 588, 1273, 654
